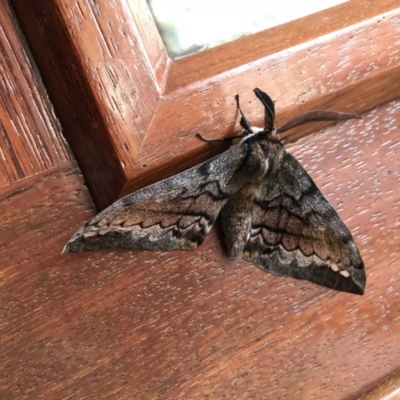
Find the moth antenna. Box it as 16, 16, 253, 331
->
277, 110, 361, 133
235, 94, 252, 131
196, 132, 246, 143
253, 88, 275, 131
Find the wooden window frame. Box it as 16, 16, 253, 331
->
10, 0, 400, 209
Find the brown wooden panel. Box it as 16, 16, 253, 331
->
130, 7, 400, 195
358, 372, 400, 400
0, 1, 71, 188
1, 99, 399, 399
10, 0, 400, 209
167, 0, 400, 92
10, 0, 167, 209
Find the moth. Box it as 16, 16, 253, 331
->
63, 88, 365, 294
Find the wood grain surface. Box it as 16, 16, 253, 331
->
0, 2, 71, 188
1, 1, 399, 399
360, 373, 400, 400
166, 0, 400, 92
10, 0, 167, 208
1, 100, 399, 400
10, 0, 400, 208
358, 371, 400, 399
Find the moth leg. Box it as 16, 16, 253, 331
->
235, 94, 252, 131
196, 94, 253, 143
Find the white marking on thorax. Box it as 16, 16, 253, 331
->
239, 127, 264, 144
83, 230, 98, 238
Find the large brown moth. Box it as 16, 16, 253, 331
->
63, 88, 365, 294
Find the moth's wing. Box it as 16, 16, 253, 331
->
64, 145, 248, 254
244, 152, 365, 294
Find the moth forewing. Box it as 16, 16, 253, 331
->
64, 88, 365, 295
63, 144, 249, 254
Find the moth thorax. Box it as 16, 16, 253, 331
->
238, 127, 264, 144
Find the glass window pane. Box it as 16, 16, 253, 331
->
148, 0, 347, 59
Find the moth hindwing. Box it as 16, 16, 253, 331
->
64, 88, 365, 295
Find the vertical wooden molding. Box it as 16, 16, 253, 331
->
0, 1, 71, 187
11, 0, 168, 209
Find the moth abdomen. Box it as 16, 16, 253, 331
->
221, 184, 260, 258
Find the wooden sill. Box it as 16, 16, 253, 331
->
10, 0, 400, 208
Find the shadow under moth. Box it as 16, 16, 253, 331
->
63, 88, 366, 294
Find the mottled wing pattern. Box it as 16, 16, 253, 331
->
64, 145, 248, 254
243, 152, 365, 294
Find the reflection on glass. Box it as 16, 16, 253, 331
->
148, 0, 347, 59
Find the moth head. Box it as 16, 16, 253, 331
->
236, 89, 280, 145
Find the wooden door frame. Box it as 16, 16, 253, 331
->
10, 0, 400, 208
